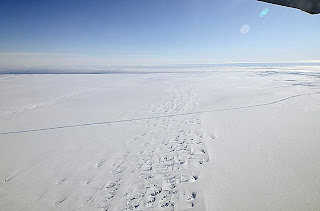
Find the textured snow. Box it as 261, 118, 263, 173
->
1, 69, 320, 210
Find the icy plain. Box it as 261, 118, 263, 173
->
1, 68, 320, 210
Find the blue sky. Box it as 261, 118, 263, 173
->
0, 0, 319, 66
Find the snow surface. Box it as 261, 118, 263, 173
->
1, 69, 320, 210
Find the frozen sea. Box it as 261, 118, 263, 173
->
1, 65, 320, 210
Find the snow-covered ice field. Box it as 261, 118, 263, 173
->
1, 68, 320, 210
